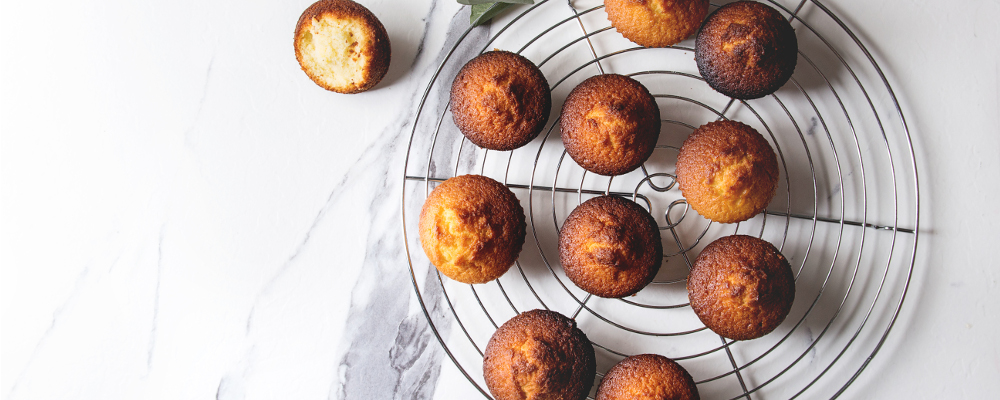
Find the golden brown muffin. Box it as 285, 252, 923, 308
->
484, 309, 597, 400
687, 235, 795, 340
597, 354, 700, 400
561, 74, 660, 176
605, 0, 710, 48
294, 0, 391, 94
559, 195, 663, 298
695, 1, 797, 99
675, 120, 778, 224
418, 175, 526, 284
450, 51, 552, 151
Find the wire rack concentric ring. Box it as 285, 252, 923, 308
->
401, 0, 919, 398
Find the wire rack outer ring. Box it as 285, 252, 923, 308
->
400, 0, 919, 398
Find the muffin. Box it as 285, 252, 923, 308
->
605, 0, 710, 47
451, 51, 552, 151
294, 0, 391, 93
687, 235, 795, 340
559, 195, 663, 298
675, 120, 778, 224
484, 309, 597, 400
597, 354, 700, 400
561, 74, 661, 176
695, 1, 797, 99
419, 175, 526, 284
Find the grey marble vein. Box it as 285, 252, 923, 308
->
6, 265, 92, 399
146, 224, 165, 373
331, 5, 491, 400
244, 168, 353, 334
215, 3, 493, 398
807, 116, 819, 136
184, 54, 216, 146
6, 243, 125, 399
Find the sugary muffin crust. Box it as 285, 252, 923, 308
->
451, 50, 551, 151
559, 195, 663, 298
419, 175, 526, 284
695, 1, 797, 99
484, 309, 597, 400
675, 120, 779, 224
597, 354, 700, 400
560, 74, 661, 176
687, 235, 795, 340
605, 0, 710, 48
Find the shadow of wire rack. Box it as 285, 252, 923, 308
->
400, 0, 919, 398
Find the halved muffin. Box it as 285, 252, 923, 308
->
294, 0, 391, 93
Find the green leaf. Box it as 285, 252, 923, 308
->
457, 0, 532, 5
470, 2, 513, 26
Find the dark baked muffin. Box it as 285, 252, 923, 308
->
419, 175, 526, 284
451, 51, 552, 151
484, 309, 597, 400
294, 0, 391, 94
561, 74, 661, 176
675, 120, 778, 224
597, 354, 700, 400
695, 1, 797, 99
605, 0, 710, 47
687, 235, 795, 340
559, 195, 662, 298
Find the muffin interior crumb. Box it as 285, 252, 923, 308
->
299, 15, 369, 90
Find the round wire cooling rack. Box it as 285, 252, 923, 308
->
400, 0, 919, 398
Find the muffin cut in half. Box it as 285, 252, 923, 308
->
294, 0, 391, 93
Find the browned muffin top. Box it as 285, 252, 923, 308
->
294, 0, 391, 94
560, 74, 661, 176
559, 196, 663, 298
484, 309, 597, 400
419, 175, 526, 284
695, 1, 797, 99
605, 0, 710, 47
675, 120, 778, 224
596, 354, 700, 400
687, 235, 795, 340
451, 51, 552, 151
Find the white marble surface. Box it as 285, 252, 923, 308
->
1, 0, 998, 399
